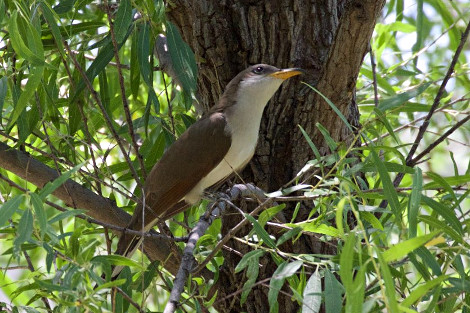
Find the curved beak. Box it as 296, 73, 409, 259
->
269, 68, 304, 80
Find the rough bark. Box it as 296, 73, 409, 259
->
166, 1, 385, 312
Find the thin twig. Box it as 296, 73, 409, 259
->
412, 112, 470, 164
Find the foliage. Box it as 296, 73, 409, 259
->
0, 0, 469, 312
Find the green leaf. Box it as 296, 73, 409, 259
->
165, 21, 198, 95
91, 255, 145, 270
421, 196, 462, 235
339, 233, 355, 291
7, 65, 44, 128
38, 163, 82, 199
268, 260, 303, 313
48, 209, 86, 224
324, 269, 343, 313
39, 2, 65, 56
8, 11, 44, 65
383, 230, 440, 263
114, 0, 132, 44
240, 250, 264, 304
378, 82, 431, 111
292, 222, 342, 237
94, 279, 127, 292
0, 76, 7, 117
30, 193, 47, 239
298, 125, 321, 161
423, 174, 470, 190
258, 204, 285, 227
377, 249, 400, 313
302, 270, 321, 313
137, 22, 159, 112
304, 83, 353, 132
73, 28, 131, 100
235, 249, 265, 273
316, 123, 337, 152
408, 167, 422, 238
14, 208, 33, 248
276, 227, 302, 247
370, 148, 401, 216
401, 275, 448, 307
0, 195, 24, 226
245, 214, 277, 249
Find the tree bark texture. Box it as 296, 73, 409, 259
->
166, 1, 385, 312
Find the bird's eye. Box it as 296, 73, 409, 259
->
252, 66, 264, 74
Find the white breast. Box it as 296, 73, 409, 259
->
184, 75, 284, 204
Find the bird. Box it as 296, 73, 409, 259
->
114, 64, 303, 270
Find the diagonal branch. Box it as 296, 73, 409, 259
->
0, 141, 182, 274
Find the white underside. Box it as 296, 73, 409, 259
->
184, 76, 284, 204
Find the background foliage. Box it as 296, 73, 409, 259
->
0, 0, 469, 312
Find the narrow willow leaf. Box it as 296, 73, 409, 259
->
14, 208, 33, 248
130, 32, 140, 99
377, 249, 400, 313
378, 82, 431, 111
114, 0, 132, 44
7, 65, 44, 128
403, 275, 449, 307
48, 209, 86, 224
137, 22, 159, 112
245, 214, 277, 249
324, 269, 343, 313
39, 2, 65, 55
373, 107, 399, 144
348, 265, 366, 313
30, 193, 47, 239
316, 123, 337, 152
370, 148, 401, 216
94, 279, 127, 292
304, 83, 353, 132
166, 21, 198, 96
8, 11, 44, 65
235, 249, 265, 273
302, 269, 321, 313
339, 233, 355, 291
415, 247, 442, 276
421, 196, 462, 235
360, 211, 384, 231
268, 260, 303, 313
0, 76, 7, 116
425, 172, 462, 200
383, 230, 439, 263
73, 27, 131, 100
91, 255, 145, 270
276, 227, 302, 247
241, 251, 263, 304
298, 125, 321, 161
258, 204, 285, 227
291, 222, 342, 237
38, 163, 82, 199
0, 195, 24, 226
408, 167, 422, 238
52, 0, 75, 14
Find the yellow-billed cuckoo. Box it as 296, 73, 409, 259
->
115, 64, 302, 264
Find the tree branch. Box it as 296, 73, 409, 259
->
0, 142, 181, 274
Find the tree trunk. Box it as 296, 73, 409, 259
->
166, 1, 385, 312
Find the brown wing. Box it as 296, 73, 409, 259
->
129, 112, 231, 231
